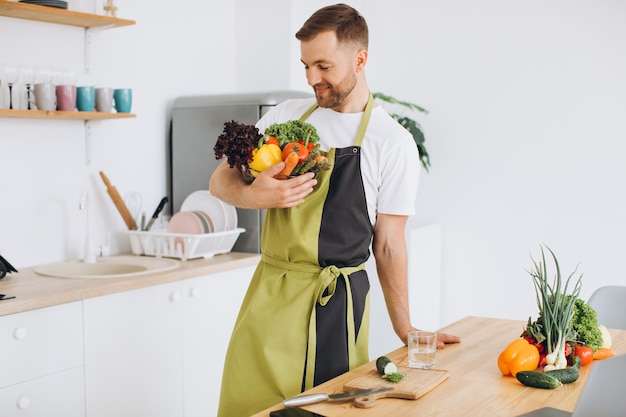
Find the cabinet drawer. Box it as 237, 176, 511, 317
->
0, 366, 85, 417
0, 301, 84, 388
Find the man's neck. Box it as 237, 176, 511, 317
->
333, 85, 371, 113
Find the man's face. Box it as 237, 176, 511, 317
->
300, 31, 359, 110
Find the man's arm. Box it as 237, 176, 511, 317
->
373, 214, 460, 348
209, 160, 318, 209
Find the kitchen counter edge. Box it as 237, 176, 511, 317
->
0, 252, 261, 317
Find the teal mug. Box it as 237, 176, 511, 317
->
76, 86, 95, 112
76, 86, 96, 111
113, 88, 132, 113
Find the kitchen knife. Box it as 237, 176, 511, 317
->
283, 386, 393, 408
144, 197, 168, 231
99, 171, 138, 231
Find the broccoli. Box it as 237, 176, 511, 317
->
570, 297, 603, 352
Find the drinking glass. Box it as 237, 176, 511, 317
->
19, 66, 35, 110
1, 64, 19, 110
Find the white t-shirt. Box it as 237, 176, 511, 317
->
256, 98, 420, 225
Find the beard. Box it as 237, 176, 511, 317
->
313, 71, 357, 109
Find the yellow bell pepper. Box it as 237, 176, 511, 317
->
497, 338, 540, 377
248, 143, 282, 172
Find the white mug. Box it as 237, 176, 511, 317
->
30, 83, 56, 111
95, 87, 113, 112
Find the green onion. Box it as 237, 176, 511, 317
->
528, 245, 582, 369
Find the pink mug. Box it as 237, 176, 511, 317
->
56, 85, 77, 111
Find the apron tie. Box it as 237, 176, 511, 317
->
261, 254, 364, 389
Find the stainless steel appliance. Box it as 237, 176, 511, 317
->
169, 90, 311, 253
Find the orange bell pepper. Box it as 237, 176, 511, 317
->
498, 338, 540, 377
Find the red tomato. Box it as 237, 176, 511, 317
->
298, 140, 315, 151
282, 142, 309, 163
574, 344, 594, 366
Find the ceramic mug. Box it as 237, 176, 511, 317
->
56, 85, 77, 111
113, 88, 132, 113
30, 83, 56, 111
76, 86, 96, 111
95, 87, 113, 112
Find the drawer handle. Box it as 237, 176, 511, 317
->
189, 287, 200, 298
17, 396, 31, 409
13, 327, 27, 340
169, 291, 180, 303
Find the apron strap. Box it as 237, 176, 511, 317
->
261, 254, 365, 390
299, 103, 319, 122
299, 93, 375, 147
354, 93, 374, 147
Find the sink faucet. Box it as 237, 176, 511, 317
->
79, 192, 96, 264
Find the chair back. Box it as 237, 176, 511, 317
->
588, 285, 626, 330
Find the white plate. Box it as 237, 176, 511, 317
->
180, 190, 227, 232
220, 200, 238, 230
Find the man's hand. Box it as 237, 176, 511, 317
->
434, 332, 461, 349
246, 163, 318, 208
209, 160, 317, 210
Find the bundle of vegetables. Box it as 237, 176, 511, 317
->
522, 246, 582, 371
259, 120, 331, 178
520, 248, 617, 369
213, 120, 331, 183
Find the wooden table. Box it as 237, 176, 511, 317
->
252, 316, 626, 417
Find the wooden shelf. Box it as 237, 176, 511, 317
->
0, 0, 135, 28
0, 109, 136, 120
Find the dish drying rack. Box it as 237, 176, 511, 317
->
128, 228, 245, 261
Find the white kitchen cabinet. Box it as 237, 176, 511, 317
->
182, 265, 255, 417
83, 265, 255, 417
83, 280, 185, 417
0, 367, 85, 417
0, 301, 85, 416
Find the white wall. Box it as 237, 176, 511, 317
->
364, 0, 626, 327
0, 1, 240, 266
1, 0, 625, 349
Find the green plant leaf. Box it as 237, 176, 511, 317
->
372, 92, 429, 114
395, 116, 430, 172
373, 92, 431, 172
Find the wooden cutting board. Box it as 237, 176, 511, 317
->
343, 366, 449, 408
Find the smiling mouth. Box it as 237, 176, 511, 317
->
315, 85, 330, 95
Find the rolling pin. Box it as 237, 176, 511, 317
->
99, 171, 139, 230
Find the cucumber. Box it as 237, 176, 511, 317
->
544, 357, 581, 384
545, 366, 580, 384
376, 356, 398, 376
516, 371, 561, 389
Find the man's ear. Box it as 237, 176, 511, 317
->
355, 49, 368, 71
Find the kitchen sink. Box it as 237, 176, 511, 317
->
34, 256, 180, 279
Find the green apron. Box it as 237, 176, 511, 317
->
218, 95, 375, 417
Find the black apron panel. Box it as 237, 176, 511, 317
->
313, 271, 369, 386
318, 146, 373, 268
348, 270, 369, 338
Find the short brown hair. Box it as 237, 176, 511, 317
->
295, 3, 368, 49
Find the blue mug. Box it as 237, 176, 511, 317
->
113, 88, 132, 113
76, 86, 95, 112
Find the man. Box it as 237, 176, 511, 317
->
210, 4, 460, 416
